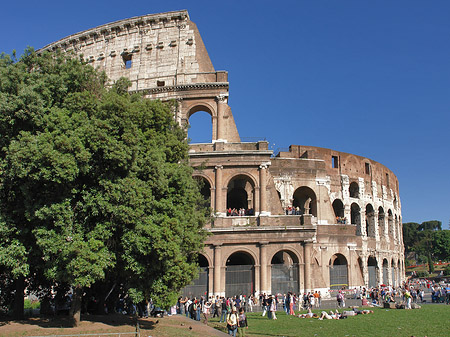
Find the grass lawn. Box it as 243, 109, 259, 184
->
208, 305, 450, 337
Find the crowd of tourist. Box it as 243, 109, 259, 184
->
171, 278, 449, 335
227, 208, 255, 216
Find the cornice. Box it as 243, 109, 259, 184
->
136, 82, 229, 95
38, 10, 189, 52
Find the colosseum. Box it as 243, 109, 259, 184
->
40, 10, 405, 298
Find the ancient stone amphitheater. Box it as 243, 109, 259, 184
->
40, 10, 405, 298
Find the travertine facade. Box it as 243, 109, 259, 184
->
41, 10, 405, 297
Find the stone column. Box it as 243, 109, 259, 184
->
360, 210, 367, 237
373, 210, 379, 240
304, 241, 312, 292
215, 95, 227, 141
213, 244, 223, 296
215, 165, 224, 215
259, 163, 270, 216
260, 242, 269, 294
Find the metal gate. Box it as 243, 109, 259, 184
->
271, 264, 299, 295
329, 264, 348, 289
391, 266, 396, 286
368, 266, 377, 288
225, 265, 254, 297
181, 267, 208, 298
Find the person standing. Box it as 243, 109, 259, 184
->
237, 308, 248, 337
227, 307, 238, 337
270, 295, 277, 320
220, 297, 228, 323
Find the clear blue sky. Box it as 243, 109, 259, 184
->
1, 0, 449, 227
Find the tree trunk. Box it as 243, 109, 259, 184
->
69, 285, 83, 326
13, 276, 25, 320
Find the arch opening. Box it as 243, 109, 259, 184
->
225, 252, 255, 297
227, 175, 255, 216
271, 250, 299, 295
188, 110, 213, 144
349, 182, 359, 198
367, 256, 378, 288
181, 254, 209, 298
329, 254, 348, 290
293, 186, 317, 216
332, 199, 345, 223
366, 204, 375, 238
378, 207, 385, 236
194, 176, 211, 208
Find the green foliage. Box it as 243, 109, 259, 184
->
0, 48, 208, 312
444, 264, 450, 276
415, 270, 429, 278
24, 299, 40, 310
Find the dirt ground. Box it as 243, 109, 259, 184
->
0, 313, 228, 337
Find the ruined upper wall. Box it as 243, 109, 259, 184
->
38, 10, 222, 93
276, 145, 399, 195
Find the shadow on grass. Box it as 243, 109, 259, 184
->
0, 313, 156, 330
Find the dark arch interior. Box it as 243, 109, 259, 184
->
227, 176, 254, 212
351, 203, 360, 225
198, 254, 209, 267
349, 182, 359, 198
332, 199, 344, 218
331, 254, 348, 266
194, 176, 211, 202
293, 186, 317, 216
226, 252, 254, 266
271, 251, 299, 265
368, 256, 377, 267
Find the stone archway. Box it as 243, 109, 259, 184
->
181, 254, 209, 298
329, 254, 348, 289
271, 250, 299, 295
227, 175, 256, 214
332, 199, 345, 222
378, 207, 385, 236
349, 182, 359, 198
365, 204, 375, 238
368, 256, 378, 288
225, 251, 255, 297
193, 175, 212, 209
293, 186, 317, 216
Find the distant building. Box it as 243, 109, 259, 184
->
40, 10, 405, 297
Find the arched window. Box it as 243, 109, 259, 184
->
188, 106, 213, 143
378, 207, 385, 236
181, 254, 209, 298
227, 175, 255, 215
226, 252, 255, 297
271, 250, 299, 294
293, 186, 317, 216
332, 199, 345, 223
368, 256, 378, 288
365, 204, 375, 238
349, 182, 359, 198
194, 176, 211, 208
329, 254, 348, 289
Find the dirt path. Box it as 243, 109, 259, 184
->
0, 314, 229, 337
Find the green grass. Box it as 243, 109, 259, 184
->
208, 305, 450, 337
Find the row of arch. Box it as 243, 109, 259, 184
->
349, 181, 399, 209
195, 174, 318, 216
182, 249, 403, 298
333, 199, 402, 239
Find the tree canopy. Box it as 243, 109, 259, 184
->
0, 49, 208, 323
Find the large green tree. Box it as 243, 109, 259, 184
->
0, 49, 208, 324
